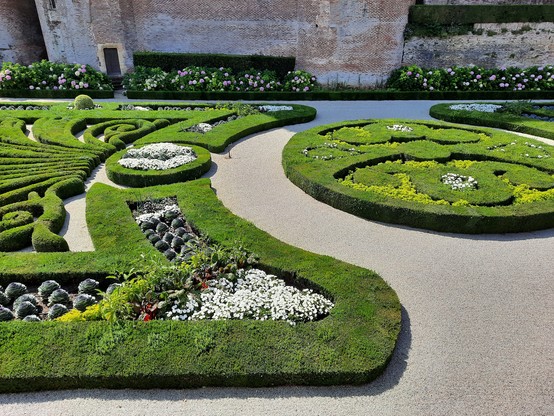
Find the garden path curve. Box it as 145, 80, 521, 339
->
1, 99, 553, 416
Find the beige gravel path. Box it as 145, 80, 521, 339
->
1, 99, 553, 415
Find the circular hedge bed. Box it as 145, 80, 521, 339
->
106, 143, 211, 187
283, 119, 554, 234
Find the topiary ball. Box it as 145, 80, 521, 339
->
73, 94, 95, 110
48, 288, 70, 306
78, 278, 99, 295
38, 280, 61, 300
48, 304, 68, 320
0, 306, 14, 321
15, 301, 38, 319
5, 282, 27, 301
73, 294, 96, 312
23, 315, 41, 322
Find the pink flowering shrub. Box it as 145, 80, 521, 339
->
124, 66, 318, 93
387, 64, 554, 92
0, 60, 112, 91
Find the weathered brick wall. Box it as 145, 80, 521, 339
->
403, 22, 554, 68
423, 1, 552, 4
0, 0, 46, 65
125, 0, 416, 86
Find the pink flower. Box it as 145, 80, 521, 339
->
304, 86, 309, 91
5, 75, 11, 80
499, 83, 505, 87
406, 71, 412, 76
489, 75, 496, 81
476, 74, 481, 79
259, 87, 264, 91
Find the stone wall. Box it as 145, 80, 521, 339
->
402, 22, 554, 68
127, 0, 416, 86
0, 0, 46, 65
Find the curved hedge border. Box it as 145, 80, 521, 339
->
0, 89, 113, 99
0, 103, 315, 251
106, 144, 211, 187
430, 102, 554, 140
283, 119, 554, 234
0, 179, 400, 391
126, 89, 554, 101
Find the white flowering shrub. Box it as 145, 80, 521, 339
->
259, 105, 294, 112
119, 143, 197, 170
441, 173, 478, 190
386, 124, 414, 132
167, 269, 334, 325
449, 104, 503, 113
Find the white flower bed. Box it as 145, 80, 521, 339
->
166, 269, 334, 325
386, 124, 413, 132
118, 143, 197, 170
259, 105, 294, 112
448, 103, 503, 113
441, 172, 478, 190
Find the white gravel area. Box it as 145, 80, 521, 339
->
1, 99, 553, 415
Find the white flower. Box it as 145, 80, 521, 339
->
441, 173, 478, 190
118, 143, 197, 170
259, 105, 293, 112
449, 104, 502, 113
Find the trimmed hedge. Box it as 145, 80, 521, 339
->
134, 52, 296, 79
106, 144, 211, 187
409, 5, 554, 24
283, 119, 554, 234
126, 89, 554, 101
0, 179, 400, 391
429, 102, 554, 140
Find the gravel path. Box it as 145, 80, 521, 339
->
1, 100, 553, 415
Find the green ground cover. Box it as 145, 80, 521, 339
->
0, 102, 400, 391
283, 119, 554, 234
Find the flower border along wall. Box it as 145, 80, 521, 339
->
0, 102, 401, 391
283, 119, 554, 234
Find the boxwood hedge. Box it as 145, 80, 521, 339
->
283, 119, 554, 234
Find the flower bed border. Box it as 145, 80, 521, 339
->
283, 119, 554, 234
0, 180, 400, 391
429, 102, 554, 141
106, 144, 211, 187
126, 89, 554, 101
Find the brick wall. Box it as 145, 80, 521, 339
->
0, 0, 45, 66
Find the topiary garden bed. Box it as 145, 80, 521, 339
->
283, 119, 554, 234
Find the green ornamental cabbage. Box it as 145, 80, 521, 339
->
13, 294, 38, 310
0, 306, 14, 321
0, 291, 9, 306
73, 294, 96, 312
48, 288, 70, 306
5, 282, 27, 301
48, 304, 68, 320
78, 278, 99, 295
23, 315, 41, 322
38, 280, 61, 300
15, 301, 38, 319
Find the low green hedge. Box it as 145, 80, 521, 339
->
429, 102, 554, 140
106, 144, 211, 187
409, 5, 554, 24
126, 89, 554, 101
283, 119, 554, 234
0, 179, 400, 391
133, 52, 296, 79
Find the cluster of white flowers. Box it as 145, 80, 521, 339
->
258, 105, 294, 112
441, 173, 478, 190
386, 124, 413, 132
166, 269, 334, 325
119, 143, 197, 170
135, 204, 180, 225
448, 104, 503, 113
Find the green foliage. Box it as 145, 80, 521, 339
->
283, 119, 554, 233
497, 100, 533, 116
73, 94, 95, 110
